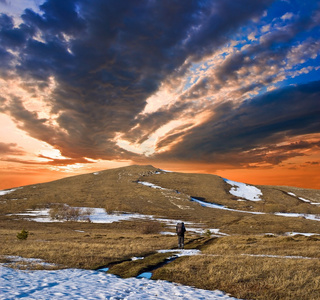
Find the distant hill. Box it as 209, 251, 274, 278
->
1, 165, 320, 234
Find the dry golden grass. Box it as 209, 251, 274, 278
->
1, 165, 320, 299
2, 165, 320, 236
108, 252, 173, 278
0, 218, 177, 270
202, 234, 320, 258
153, 234, 320, 300
154, 255, 320, 300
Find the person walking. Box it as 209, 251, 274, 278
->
176, 222, 186, 249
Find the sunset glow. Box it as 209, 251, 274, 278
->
0, 0, 319, 189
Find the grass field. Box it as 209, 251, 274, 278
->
0, 217, 178, 269
1, 165, 320, 299
153, 235, 320, 300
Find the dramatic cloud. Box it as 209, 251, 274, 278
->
0, 0, 273, 159
0, 0, 320, 189
154, 81, 320, 166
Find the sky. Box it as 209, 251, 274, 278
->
0, 0, 319, 190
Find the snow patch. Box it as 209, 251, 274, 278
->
157, 249, 201, 257
274, 212, 320, 222
285, 232, 320, 237
287, 192, 320, 205
0, 266, 240, 299
241, 254, 315, 260
137, 178, 264, 215
160, 231, 176, 236
1, 256, 58, 269
0, 187, 21, 196
224, 179, 262, 201
11, 208, 155, 224
9, 207, 228, 236
190, 197, 265, 215
131, 257, 144, 261
137, 181, 168, 190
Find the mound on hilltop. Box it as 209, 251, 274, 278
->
1, 165, 320, 235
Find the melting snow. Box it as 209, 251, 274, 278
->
137, 181, 168, 190
224, 179, 262, 201
9, 207, 228, 236
274, 212, 320, 222
190, 197, 265, 215
10, 208, 157, 224
1, 256, 58, 269
160, 231, 176, 236
0, 266, 240, 300
131, 257, 144, 261
241, 254, 315, 260
285, 232, 320, 237
286, 192, 320, 205
157, 249, 201, 257
0, 188, 21, 196
136, 179, 320, 221
137, 179, 264, 215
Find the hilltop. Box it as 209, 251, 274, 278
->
1, 164, 320, 235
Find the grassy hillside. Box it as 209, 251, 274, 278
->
1, 164, 320, 234
1, 165, 320, 299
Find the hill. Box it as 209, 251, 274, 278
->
1, 164, 320, 234
2, 165, 320, 300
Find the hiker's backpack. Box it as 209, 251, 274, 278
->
176, 222, 185, 235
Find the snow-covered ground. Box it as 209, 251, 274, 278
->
274, 212, 320, 221
223, 179, 262, 201
0, 265, 240, 300
0, 187, 21, 196
287, 192, 320, 205
10, 208, 156, 223
157, 249, 201, 257
1, 256, 58, 269
138, 181, 168, 190
241, 254, 315, 260
190, 197, 265, 215
285, 232, 320, 236
9, 207, 228, 237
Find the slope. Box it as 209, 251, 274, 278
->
1, 165, 320, 234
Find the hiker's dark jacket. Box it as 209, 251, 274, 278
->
176, 223, 186, 236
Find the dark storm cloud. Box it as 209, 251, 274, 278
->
0, 13, 32, 48
0, 0, 272, 161
128, 9, 320, 143
154, 81, 320, 166
0, 142, 24, 155
4, 96, 137, 161
0, 13, 34, 78
125, 101, 194, 144
0, 155, 92, 166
